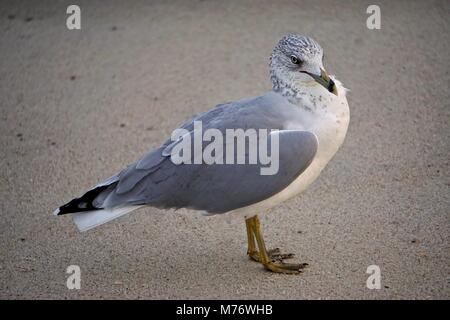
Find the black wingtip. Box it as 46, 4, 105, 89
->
55, 185, 109, 215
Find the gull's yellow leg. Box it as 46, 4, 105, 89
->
249, 215, 308, 274
246, 217, 292, 262
246, 217, 260, 261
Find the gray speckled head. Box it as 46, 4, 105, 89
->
273, 34, 323, 61
270, 34, 326, 95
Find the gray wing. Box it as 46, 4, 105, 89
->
94, 92, 318, 214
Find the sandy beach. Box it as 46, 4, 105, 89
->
0, 0, 449, 299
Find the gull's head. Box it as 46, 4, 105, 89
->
270, 34, 338, 95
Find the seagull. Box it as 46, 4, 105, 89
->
54, 34, 350, 274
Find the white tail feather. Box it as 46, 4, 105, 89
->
72, 206, 144, 232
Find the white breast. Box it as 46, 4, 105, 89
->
225, 81, 350, 220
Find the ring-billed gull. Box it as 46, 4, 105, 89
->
54, 34, 350, 274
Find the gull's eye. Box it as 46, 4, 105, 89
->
290, 55, 302, 65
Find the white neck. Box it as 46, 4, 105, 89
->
271, 71, 347, 112
272, 73, 350, 165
